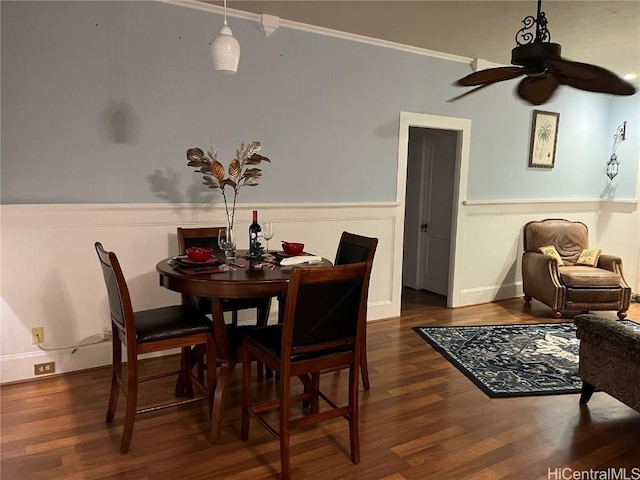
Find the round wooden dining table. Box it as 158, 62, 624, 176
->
155, 255, 332, 440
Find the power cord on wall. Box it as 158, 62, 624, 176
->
35, 330, 112, 354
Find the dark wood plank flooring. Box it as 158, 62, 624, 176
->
2, 291, 639, 479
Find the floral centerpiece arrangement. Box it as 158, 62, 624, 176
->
186, 141, 270, 263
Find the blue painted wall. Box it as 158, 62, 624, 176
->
601, 96, 640, 198
2, 1, 638, 204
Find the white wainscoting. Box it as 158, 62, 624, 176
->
0, 202, 400, 383
455, 199, 638, 306
2, 199, 637, 383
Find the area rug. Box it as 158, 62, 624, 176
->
413, 321, 639, 398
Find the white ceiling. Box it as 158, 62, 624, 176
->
207, 1, 640, 81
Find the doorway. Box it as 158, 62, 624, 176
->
402, 127, 458, 298
395, 112, 472, 309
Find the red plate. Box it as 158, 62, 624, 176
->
174, 255, 219, 265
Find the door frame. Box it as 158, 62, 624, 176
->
396, 112, 471, 308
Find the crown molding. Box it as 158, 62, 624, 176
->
159, 0, 473, 65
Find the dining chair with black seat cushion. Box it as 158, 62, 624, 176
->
334, 231, 378, 390
177, 226, 274, 430
95, 242, 215, 453
177, 227, 272, 326
335, 231, 378, 267
177, 226, 272, 387
241, 262, 372, 480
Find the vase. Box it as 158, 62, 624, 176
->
226, 210, 237, 262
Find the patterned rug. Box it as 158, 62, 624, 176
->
413, 321, 639, 398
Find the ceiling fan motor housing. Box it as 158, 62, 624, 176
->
452, 0, 636, 105
511, 42, 561, 66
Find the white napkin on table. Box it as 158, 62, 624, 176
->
280, 255, 323, 266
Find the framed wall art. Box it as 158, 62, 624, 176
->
528, 110, 560, 168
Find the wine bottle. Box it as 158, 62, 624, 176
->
249, 210, 262, 262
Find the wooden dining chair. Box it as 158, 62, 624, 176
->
241, 262, 372, 480
177, 227, 272, 326
95, 242, 216, 453
334, 231, 378, 390
176, 227, 272, 435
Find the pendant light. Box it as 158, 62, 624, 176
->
211, 0, 240, 74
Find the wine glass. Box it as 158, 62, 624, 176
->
218, 227, 235, 266
263, 222, 274, 254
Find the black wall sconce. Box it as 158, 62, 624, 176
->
606, 121, 627, 180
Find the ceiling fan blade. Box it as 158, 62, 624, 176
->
547, 59, 636, 95
456, 66, 524, 86
517, 74, 560, 105
447, 83, 495, 103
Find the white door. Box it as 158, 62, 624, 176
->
402, 129, 426, 289
419, 129, 457, 295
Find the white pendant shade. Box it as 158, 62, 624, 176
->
211, 24, 240, 74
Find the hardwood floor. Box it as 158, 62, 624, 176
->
2, 292, 639, 479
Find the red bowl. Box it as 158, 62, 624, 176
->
282, 242, 304, 256
186, 247, 213, 262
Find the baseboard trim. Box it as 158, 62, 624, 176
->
1, 342, 113, 385
459, 282, 523, 306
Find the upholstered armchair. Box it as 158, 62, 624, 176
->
522, 219, 630, 319
575, 314, 640, 413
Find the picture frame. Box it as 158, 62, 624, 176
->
528, 110, 560, 168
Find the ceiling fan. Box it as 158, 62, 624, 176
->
452, 0, 636, 105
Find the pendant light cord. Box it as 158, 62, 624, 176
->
223, 0, 228, 26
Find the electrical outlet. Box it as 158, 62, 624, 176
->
31, 327, 44, 344
34, 361, 55, 375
